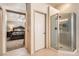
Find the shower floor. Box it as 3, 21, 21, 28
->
59, 43, 72, 51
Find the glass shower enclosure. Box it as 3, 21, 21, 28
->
51, 13, 76, 51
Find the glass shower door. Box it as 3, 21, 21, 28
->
59, 13, 72, 51
51, 13, 76, 51
51, 14, 58, 49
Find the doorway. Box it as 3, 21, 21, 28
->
6, 10, 26, 51
34, 11, 46, 51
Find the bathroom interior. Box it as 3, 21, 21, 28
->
0, 3, 79, 56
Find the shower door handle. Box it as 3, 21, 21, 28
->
55, 27, 57, 30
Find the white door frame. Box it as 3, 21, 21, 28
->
34, 11, 46, 52
2, 8, 27, 54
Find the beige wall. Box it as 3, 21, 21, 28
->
49, 6, 60, 16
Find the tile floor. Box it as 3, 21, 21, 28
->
4, 48, 30, 56
4, 47, 79, 56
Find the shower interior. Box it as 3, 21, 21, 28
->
51, 13, 76, 51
